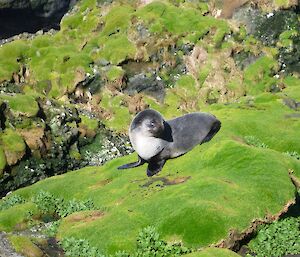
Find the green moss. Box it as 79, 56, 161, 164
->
29, 43, 92, 96
101, 94, 131, 132
243, 56, 278, 95
137, 2, 230, 45
61, 11, 84, 31
70, 150, 81, 160
0, 40, 29, 81
79, 115, 99, 131
176, 74, 196, 88
0, 146, 6, 175
106, 66, 125, 81
274, 0, 294, 8
0, 129, 25, 153
3, 131, 297, 254
31, 35, 53, 48
198, 65, 211, 86
0, 94, 39, 117
101, 5, 134, 36
8, 235, 44, 257
281, 76, 300, 100
185, 248, 240, 257
98, 34, 136, 65
175, 74, 197, 97
79, 0, 97, 11
0, 202, 37, 231
278, 29, 298, 47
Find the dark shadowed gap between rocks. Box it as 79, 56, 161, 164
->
0, 8, 58, 39
0, 0, 76, 40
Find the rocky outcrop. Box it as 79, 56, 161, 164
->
0, 95, 133, 196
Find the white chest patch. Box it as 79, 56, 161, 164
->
130, 134, 165, 160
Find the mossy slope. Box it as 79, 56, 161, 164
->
1, 94, 299, 255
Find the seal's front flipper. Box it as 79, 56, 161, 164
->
117, 156, 146, 170
147, 159, 166, 177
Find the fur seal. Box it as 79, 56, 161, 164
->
118, 109, 221, 176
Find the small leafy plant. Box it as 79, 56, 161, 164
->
135, 226, 191, 257
60, 237, 105, 257
244, 136, 268, 148
249, 217, 300, 257
284, 151, 300, 160
32, 190, 95, 218
45, 220, 61, 237
0, 194, 25, 211
32, 190, 57, 214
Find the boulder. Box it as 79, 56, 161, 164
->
125, 73, 165, 102
0, 129, 26, 166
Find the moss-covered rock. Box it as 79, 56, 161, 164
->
243, 56, 279, 95
0, 94, 39, 117
8, 235, 44, 257
0, 146, 7, 177
0, 128, 26, 166
0, 202, 38, 231
0, 40, 29, 82
79, 115, 99, 138
106, 66, 125, 82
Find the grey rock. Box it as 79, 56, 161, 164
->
0, 232, 24, 257
125, 73, 165, 102
283, 98, 300, 110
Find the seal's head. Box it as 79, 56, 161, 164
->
130, 109, 165, 138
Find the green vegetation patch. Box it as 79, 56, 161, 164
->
79, 115, 99, 131
0, 202, 38, 231
281, 76, 300, 101
0, 146, 6, 175
0, 128, 26, 153
101, 5, 134, 36
8, 235, 44, 257
0, 90, 300, 254
0, 194, 25, 211
106, 66, 125, 82
32, 190, 95, 218
0, 40, 29, 82
2, 137, 296, 254
98, 34, 136, 65
99, 92, 131, 132
249, 217, 300, 257
136, 2, 229, 45
0, 94, 39, 117
185, 247, 240, 257
243, 56, 278, 95
175, 75, 197, 97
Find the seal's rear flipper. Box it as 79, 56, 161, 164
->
201, 119, 221, 144
147, 159, 166, 177
117, 156, 146, 170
